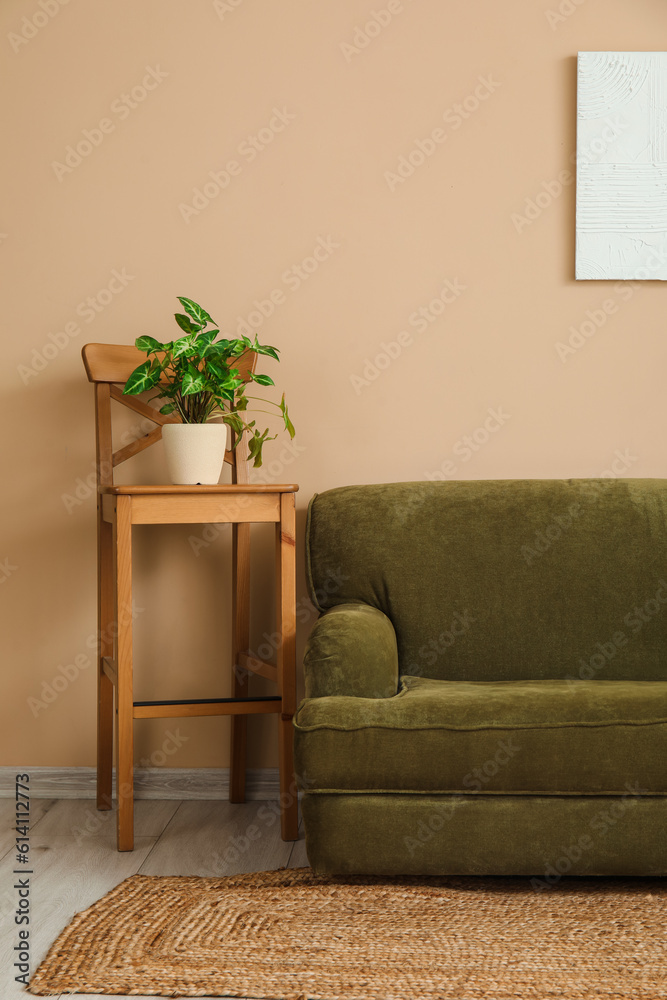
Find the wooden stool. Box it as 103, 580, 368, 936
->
82, 343, 298, 851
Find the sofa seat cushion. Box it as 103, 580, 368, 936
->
294, 676, 667, 794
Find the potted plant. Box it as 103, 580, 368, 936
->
123, 296, 295, 484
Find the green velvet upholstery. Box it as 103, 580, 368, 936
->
306, 479, 667, 682
303, 604, 398, 700
295, 676, 667, 793
297, 480, 667, 875
301, 794, 667, 877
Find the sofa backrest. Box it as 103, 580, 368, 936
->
306, 479, 667, 682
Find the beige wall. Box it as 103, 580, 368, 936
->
2, 0, 666, 769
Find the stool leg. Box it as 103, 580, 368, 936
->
230, 522, 250, 803
278, 716, 298, 840
277, 494, 298, 841
114, 496, 134, 852
97, 510, 114, 810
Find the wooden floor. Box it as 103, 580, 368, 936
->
0, 797, 309, 999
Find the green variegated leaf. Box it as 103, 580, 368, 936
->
280, 393, 295, 438
209, 338, 231, 356
196, 329, 220, 354
174, 313, 199, 334
252, 336, 280, 361
156, 383, 178, 397
123, 361, 160, 395
246, 431, 262, 466
251, 373, 274, 387
153, 354, 172, 371
206, 360, 229, 381
177, 297, 214, 327
135, 335, 163, 354
130, 297, 295, 462
255, 346, 280, 361
172, 336, 196, 358
223, 412, 244, 439
181, 366, 207, 396
247, 428, 276, 468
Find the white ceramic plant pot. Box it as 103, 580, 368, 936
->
162, 423, 228, 485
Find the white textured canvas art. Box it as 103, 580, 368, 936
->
577, 51, 667, 280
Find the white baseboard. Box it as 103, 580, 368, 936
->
0, 766, 280, 800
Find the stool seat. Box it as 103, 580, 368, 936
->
100, 484, 299, 494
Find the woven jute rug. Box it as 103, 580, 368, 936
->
29, 867, 665, 999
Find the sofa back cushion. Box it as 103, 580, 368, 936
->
306, 479, 667, 681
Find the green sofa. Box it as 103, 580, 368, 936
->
294, 479, 667, 877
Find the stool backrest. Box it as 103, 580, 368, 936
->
82, 342, 257, 486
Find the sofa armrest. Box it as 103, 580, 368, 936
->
303, 603, 399, 699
